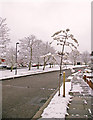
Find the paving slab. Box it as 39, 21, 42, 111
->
66, 72, 93, 119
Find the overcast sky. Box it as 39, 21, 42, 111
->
0, 0, 92, 53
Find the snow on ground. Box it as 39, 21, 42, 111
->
0, 65, 59, 80
71, 72, 92, 95
0, 65, 86, 80
41, 75, 84, 118
67, 76, 73, 80
41, 82, 72, 118
0, 64, 89, 119
71, 83, 83, 93
41, 71, 92, 119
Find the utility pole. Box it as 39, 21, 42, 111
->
15, 42, 19, 75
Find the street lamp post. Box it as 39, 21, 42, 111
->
15, 42, 19, 75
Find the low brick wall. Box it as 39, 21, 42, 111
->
83, 75, 93, 89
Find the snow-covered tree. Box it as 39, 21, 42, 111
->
51, 29, 79, 68
32, 40, 45, 69
40, 42, 55, 70
41, 53, 52, 70
69, 49, 80, 65
57, 51, 69, 64
6, 47, 16, 72
0, 17, 10, 60
48, 54, 59, 68
19, 35, 56, 70
51, 28, 79, 96
19, 35, 37, 70
81, 51, 90, 65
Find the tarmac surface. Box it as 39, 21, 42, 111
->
65, 71, 93, 120
2, 69, 72, 119
2, 67, 85, 119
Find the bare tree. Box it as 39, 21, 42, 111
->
0, 17, 10, 59
41, 53, 52, 70
57, 51, 70, 67
6, 47, 16, 72
69, 49, 80, 65
19, 36, 55, 70
48, 54, 59, 68
19, 35, 37, 70
41, 42, 55, 70
32, 40, 46, 69
51, 28, 79, 96
81, 51, 90, 65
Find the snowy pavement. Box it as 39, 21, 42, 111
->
0, 65, 86, 80
66, 72, 93, 119
0, 65, 60, 80
38, 70, 93, 119
41, 82, 72, 118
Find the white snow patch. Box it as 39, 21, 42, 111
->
0, 65, 86, 80
71, 84, 83, 94
84, 69, 92, 73
88, 109, 92, 114
72, 72, 79, 76
83, 99, 87, 104
67, 76, 73, 80
41, 82, 71, 118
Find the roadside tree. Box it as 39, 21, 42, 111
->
32, 40, 45, 69
40, 42, 55, 70
0, 17, 10, 60
6, 47, 16, 72
81, 51, 91, 65
19, 35, 37, 70
69, 49, 80, 65
51, 28, 79, 96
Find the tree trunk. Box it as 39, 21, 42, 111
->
74, 60, 76, 66
11, 65, 13, 72
28, 47, 32, 70
49, 63, 51, 68
37, 62, 39, 69
28, 61, 31, 70
52, 63, 53, 68
37, 58, 39, 69
43, 57, 46, 70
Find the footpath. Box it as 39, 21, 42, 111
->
66, 71, 93, 120
33, 68, 93, 120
